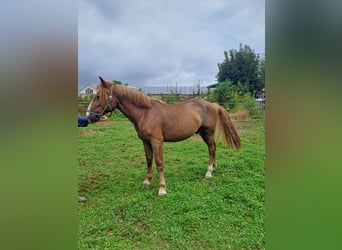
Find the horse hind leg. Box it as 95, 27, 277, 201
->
198, 127, 216, 179
204, 142, 216, 179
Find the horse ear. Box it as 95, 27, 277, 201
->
98, 76, 107, 88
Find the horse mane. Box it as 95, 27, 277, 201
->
113, 84, 153, 108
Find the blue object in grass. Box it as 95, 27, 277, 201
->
78, 116, 89, 127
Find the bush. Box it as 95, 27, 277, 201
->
78, 94, 94, 103
213, 81, 264, 118
164, 94, 178, 104
214, 81, 236, 110
237, 94, 264, 119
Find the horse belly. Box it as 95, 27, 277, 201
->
160, 103, 203, 142
162, 123, 200, 142
163, 133, 194, 142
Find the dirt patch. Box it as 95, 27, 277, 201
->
230, 108, 250, 120
233, 121, 249, 127
79, 130, 104, 136
96, 120, 131, 126
234, 119, 264, 135
237, 128, 255, 135
136, 221, 149, 233
96, 121, 117, 126
78, 120, 131, 136
78, 172, 111, 192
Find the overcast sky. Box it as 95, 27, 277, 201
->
78, 0, 264, 89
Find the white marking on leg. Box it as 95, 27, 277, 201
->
204, 164, 214, 179
158, 187, 167, 196
143, 179, 151, 186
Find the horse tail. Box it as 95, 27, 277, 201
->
214, 104, 241, 150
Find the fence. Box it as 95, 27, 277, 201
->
78, 85, 208, 115
78, 85, 265, 117
78, 102, 90, 116
140, 86, 207, 95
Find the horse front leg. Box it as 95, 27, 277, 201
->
151, 139, 167, 196
142, 140, 153, 186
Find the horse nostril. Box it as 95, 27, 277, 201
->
88, 114, 99, 123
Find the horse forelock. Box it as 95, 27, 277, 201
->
96, 83, 111, 107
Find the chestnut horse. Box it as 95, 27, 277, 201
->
87, 76, 241, 196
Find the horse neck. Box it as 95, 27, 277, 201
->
116, 95, 147, 125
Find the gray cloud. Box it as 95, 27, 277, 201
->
78, 0, 264, 88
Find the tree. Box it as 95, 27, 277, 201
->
258, 56, 265, 94
112, 80, 128, 86
112, 80, 123, 85
217, 44, 265, 97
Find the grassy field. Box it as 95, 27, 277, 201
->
78, 113, 265, 249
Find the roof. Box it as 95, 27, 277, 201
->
79, 85, 97, 92
206, 83, 219, 89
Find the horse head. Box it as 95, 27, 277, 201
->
86, 76, 118, 123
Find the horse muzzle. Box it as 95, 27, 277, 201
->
87, 113, 100, 123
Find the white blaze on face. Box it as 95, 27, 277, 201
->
86, 100, 93, 117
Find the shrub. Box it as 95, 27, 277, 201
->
237, 94, 264, 118
212, 81, 264, 118
214, 81, 238, 110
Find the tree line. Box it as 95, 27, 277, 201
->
216, 43, 265, 98
209, 44, 265, 116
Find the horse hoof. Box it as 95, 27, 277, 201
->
204, 174, 213, 180
143, 179, 151, 186
158, 188, 167, 196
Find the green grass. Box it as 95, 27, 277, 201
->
78, 116, 265, 249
